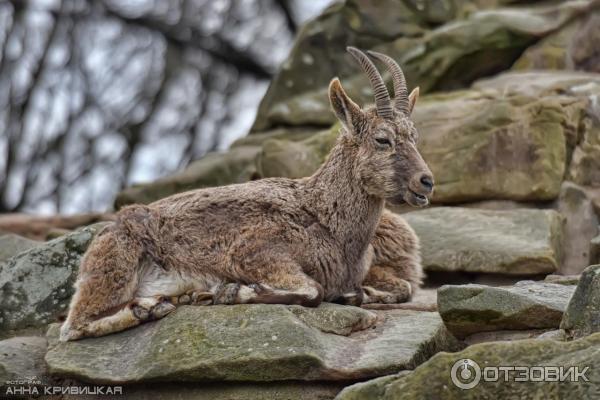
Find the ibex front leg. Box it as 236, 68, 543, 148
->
216, 249, 324, 307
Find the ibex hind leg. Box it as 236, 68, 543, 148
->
60, 223, 146, 341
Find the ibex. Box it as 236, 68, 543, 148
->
60, 48, 433, 341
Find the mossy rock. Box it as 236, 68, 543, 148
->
335, 332, 600, 399
512, 13, 600, 73
254, 72, 599, 203
438, 281, 576, 338
0, 224, 107, 338
254, 0, 598, 131
45, 305, 460, 384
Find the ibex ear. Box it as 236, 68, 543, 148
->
329, 78, 365, 133
408, 87, 419, 115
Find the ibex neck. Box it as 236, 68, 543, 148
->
304, 136, 384, 244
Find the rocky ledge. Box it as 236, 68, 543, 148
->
45, 304, 460, 384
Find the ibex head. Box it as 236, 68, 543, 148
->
328, 47, 433, 207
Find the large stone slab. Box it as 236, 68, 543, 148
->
45, 304, 460, 384
403, 207, 564, 275
561, 264, 600, 339
335, 332, 600, 400
0, 224, 105, 338
438, 281, 576, 338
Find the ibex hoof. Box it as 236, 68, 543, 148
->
178, 294, 191, 304
214, 283, 241, 305
132, 305, 151, 321
151, 301, 176, 319
336, 290, 364, 307
363, 287, 396, 304
248, 283, 268, 294
190, 291, 214, 305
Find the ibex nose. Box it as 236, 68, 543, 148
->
419, 174, 434, 193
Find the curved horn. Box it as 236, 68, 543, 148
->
346, 46, 393, 119
366, 50, 409, 116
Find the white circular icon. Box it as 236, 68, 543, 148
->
451, 358, 481, 390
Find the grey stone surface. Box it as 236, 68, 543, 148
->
404, 207, 564, 275
335, 333, 600, 400
438, 281, 575, 338
561, 264, 600, 339
45, 304, 460, 384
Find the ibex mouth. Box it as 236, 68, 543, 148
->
406, 190, 429, 207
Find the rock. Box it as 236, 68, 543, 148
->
590, 188, 600, 215
0, 213, 114, 241
459, 200, 537, 210
0, 224, 106, 338
45, 228, 72, 241
257, 72, 598, 203
537, 329, 567, 341
254, 0, 598, 132
45, 304, 460, 384
0, 336, 49, 385
335, 332, 600, 399
513, 13, 600, 73
0, 234, 40, 264
591, 235, 600, 265
544, 274, 581, 285
115, 146, 261, 208
555, 182, 599, 274
256, 125, 338, 179
256, 139, 324, 179
567, 88, 600, 187
463, 329, 553, 346
251, 0, 436, 131
403, 207, 564, 275
231, 127, 319, 148
437, 281, 576, 338
413, 87, 570, 203
561, 264, 600, 339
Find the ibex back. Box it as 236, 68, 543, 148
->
60, 48, 433, 341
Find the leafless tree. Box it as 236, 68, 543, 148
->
0, 0, 330, 214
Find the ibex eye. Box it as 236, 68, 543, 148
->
375, 137, 391, 146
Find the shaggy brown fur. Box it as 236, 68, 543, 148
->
60, 48, 432, 341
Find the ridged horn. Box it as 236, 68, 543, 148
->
366, 50, 409, 116
346, 46, 393, 119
